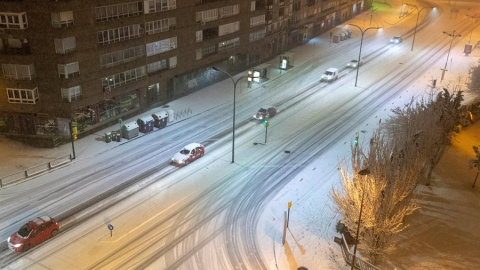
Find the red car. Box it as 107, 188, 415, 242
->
171, 143, 205, 166
7, 216, 59, 252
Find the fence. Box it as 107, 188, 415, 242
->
335, 234, 381, 270
173, 107, 193, 120
0, 154, 72, 188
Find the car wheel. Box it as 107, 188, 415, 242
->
200, 152, 204, 157
23, 244, 30, 252
51, 229, 58, 237
184, 160, 190, 166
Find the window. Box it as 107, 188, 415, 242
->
95, 2, 143, 22
196, 30, 203, 42
102, 66, 146, 90
146, 37, 177, 56
2, 64, 35, 80
145, 17, 176, 35
196, 44, 216, 60
58, 62, 80, 78
51, 11, 74, 28
100, 45, 145, 68
219, 21, 239, 36
250, 15, 265, 27
97, 24, 142, 45
145, 0, 176, 14
249, 28, 266, 42
219, 5, 239, 18
169, 56, 177, 69
54, 37, 76, 54
147, 59, 167, 74
0, 12, 28, 29
251, 1, 256, 11
196, 9, 218, 23
7, 87, 39, 104
61, 86, 82, 102
218, 37, 239, 53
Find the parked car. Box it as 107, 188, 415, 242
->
171, 143, 205, 166
347, 60, 361, 68
253, 106, 277, 120
390, 36, 402, 44
321, 68, 339, 82
7, 216, 59, 252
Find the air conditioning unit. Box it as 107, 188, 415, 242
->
201, 21, 206, 25
104, 86, 111, 92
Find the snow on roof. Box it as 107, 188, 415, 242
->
184, 143, 201, 150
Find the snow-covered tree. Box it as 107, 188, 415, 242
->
332, 130, 420, 262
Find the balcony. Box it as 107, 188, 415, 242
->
0, 39, 31, 55
52, 20, 74, 29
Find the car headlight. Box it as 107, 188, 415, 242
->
13, 243, 23, 248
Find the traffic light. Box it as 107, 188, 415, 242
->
354, 134, 359, 146
264, 119, 270, 127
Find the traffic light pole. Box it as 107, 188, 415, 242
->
69, 120, 76, 160
265, 124, 268, 144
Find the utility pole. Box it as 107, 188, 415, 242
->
441, 30, 462, 81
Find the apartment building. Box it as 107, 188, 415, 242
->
0, 0, 366, 145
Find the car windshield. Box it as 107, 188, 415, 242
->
394, 37, 400, 40
351, 60, 358, 63
17, 224, 32, 237
325, 71, 333, 75
180, 149, 190, 154
258, 108, 267, 113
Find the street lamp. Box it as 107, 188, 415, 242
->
351, 168, 371, 270
405, 4, 435, 51
349, 24, 381, 87
441, 30, 462, 81
212, 67, 248, 163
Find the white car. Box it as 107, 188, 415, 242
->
321, 68, 339, 82
347, 60, 361, 68
390, 36, 402, 44
171, 143, 205, 166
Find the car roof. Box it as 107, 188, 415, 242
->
326, 68, 338, 72
184, 143, 202, 150
33, 216, 52, 225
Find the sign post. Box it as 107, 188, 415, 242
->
107, 224, 114, 237
287, 201, 292, 228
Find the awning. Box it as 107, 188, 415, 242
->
253, 63, 272, 70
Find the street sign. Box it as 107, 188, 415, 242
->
108, 224, 114, 237
288, 201, 292, 209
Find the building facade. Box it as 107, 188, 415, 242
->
0, 0, 367, 145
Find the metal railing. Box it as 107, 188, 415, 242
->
336, 234, 381, 270
0, 154, 72, 188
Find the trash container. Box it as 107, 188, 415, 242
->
137, 116, 154, 133
105, 132, 112, 143
122, 121, 139, 139
111, 130, 117, 138
152, 111, 169, 129
116, 132, 121, 142
167, 109, 174, 123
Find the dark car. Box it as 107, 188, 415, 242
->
7, 216, 59, 252
253, 106, 277, 120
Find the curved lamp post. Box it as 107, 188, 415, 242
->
349, 24, 381, 87
405, 4, 435, 51
351, 168, 371, 270
441, 30, 461, 81
212, 67, 247, 163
